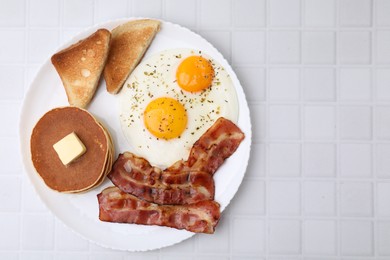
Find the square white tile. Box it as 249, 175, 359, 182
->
232, 0, 266, 27
0, 30, 25, 63
22, 214, 54, 250
339, 143, 372, 178
304, 106, 336, 139
302, 31, 335, 64
339, 68, 372, 101
165, 0, 196, 29
268, 219, 301, 254
269, 0, 300, 27
232, 31, 265, 65
200, 0, 231, 28
63, 0, 94, 27
304, 0, 335, 27
303, 181, 336, 216
269, 105, 301, 139
340, 182, 373, 217
268, 31, 300, 64
268, 181, 300, 215
0, 0, 25, 26
269, 68, 300, 101
29, 0, 59, 27
230, 180, 265, 215
232, 218, 265, 254
303, 220, 337, 255
339, 0, 372, 27
303, 68, 335, 101
340, 220, 373, 256
303, 143, 336, 177
27, 30, 59, 63
339, 106, 372, 140
338, 31, 371, 64
269, 143, 301, 177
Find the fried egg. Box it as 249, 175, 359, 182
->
119, 48, 238, 168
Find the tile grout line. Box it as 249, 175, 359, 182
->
334, 0, 343, 257
299, 0, 305, 256
19, 0, 31, 253
371, 0, 378, 257
263, 0, 270, 256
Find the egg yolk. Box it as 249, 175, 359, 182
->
176, 55, 215, 92
143, 97, 188, 140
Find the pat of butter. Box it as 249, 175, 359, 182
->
53, 132, 86, 165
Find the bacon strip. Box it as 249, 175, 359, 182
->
97, 186, 220, 234
108, 153, 215, 205
174, 117, 246, 175
108, 117, 245, 205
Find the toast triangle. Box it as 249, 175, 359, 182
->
104, 19, 161, 94
51, 29, 111, 108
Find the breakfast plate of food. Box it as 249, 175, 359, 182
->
19, 18, 251, 251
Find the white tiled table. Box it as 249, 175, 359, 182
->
1, 0, 390, 259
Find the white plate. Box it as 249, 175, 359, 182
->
19, 18, 252, 251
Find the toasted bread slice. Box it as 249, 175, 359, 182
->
104, 19, 161, 94
51, 29, 111, 108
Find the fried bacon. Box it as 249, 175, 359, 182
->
181, 116, 246, 175
107, 117, 245, 205
108, 153, 215, 205
98, 186, 220, 234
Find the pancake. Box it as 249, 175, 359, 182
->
30, 106, 114, 193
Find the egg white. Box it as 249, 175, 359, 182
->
118, 48, 239, 168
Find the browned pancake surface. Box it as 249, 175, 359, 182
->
31, 107, 108, 192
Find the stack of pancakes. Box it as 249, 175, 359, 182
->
30, 106, 114, 193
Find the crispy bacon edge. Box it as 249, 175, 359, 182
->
107, 117, 245, 205
97, 186, 220, 234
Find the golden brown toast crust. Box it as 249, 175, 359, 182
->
104, 19, 161, 94
51, 29, 111, 108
